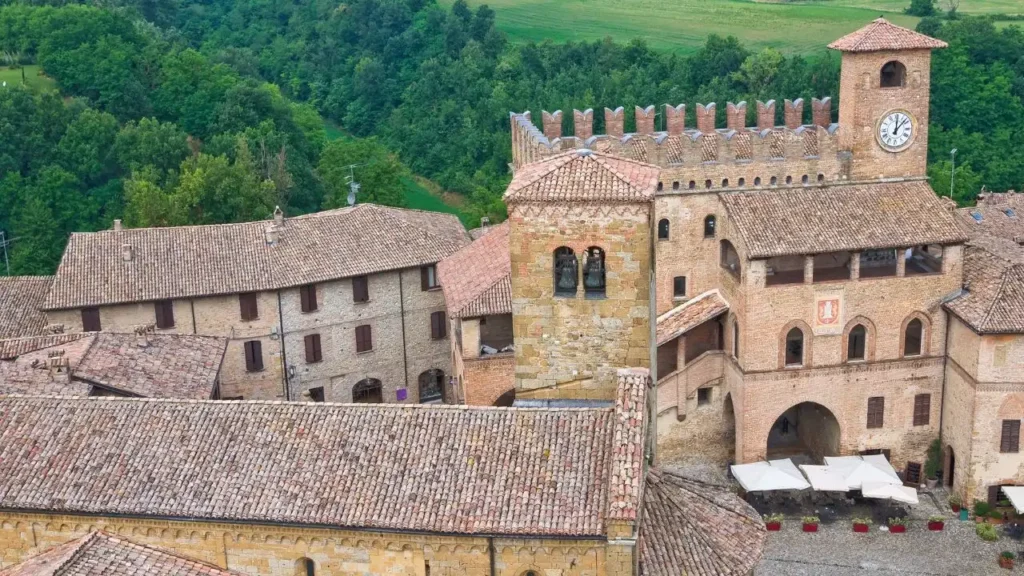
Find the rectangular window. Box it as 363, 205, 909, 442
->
81, 307, 101, 332
430, 311, 447, 340
673, 276, 687, 298
913, 394, 931, 426
355, 325, 372, 353
697, 388, 711, 406
239, 293, 259, 321
867, 396, 884, 429
352, 275, 369, 303
1001, 420, 1020, 453
154, 300, 175, 329
304, 333, 323, 363
243, 340, 263, 372
421, 264, 439, 291
299, 284, 318, 313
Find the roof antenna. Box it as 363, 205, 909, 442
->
345, 164, 361, 206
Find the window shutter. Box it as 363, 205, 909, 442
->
430, 311, 446, 340
304, 335, 314, 362
244, 342, 253, 371
913, 394, 930, 426
240, 294, 258, 321
421, 267, 429, 291
82, 308, 101, 332
353, 276, 369, 303
1002, 420, 1020, 453
300, 286, 311, 313
304, 334, 322, 363
155, 300, 174, 329
867, 397, 884, 429
252, 341, 263, 371
989, 485, 1002, 506
356, 325, 372, 353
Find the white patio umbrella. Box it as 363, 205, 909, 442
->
1000, 486, 1024, 514
824, 456, 902, 490
730, 459, 810, 492
799, 465, 850, 492
862, 481, 919, 504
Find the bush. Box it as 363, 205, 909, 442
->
925, 438, 942, 479
1003, 551, 1016, 560
905, 0, 937, 16
888, 517, 908, 526
762, 513, 784, 524
978, 522, 1000, 541
852, 517, 872, 525
975, 500, 992, 517
990, 510, 1004, 520
929, 515, 946, 523
801, 516, 820, 524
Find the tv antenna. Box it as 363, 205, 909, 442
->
345, 164, 362, 206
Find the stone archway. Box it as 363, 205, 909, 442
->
944, 445, 956, 488
766, 402, 840, 464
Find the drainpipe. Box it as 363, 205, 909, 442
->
939, 310, 952, 464
277, 290, 290, 401
398, 270, 410, 396
487, 537, 496, 576
189, 299, 197, 334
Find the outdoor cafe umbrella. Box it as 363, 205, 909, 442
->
730, 459, 810, 492
862, 481, 919, 505
824, 455, 902, 490
799, 464, 850, 492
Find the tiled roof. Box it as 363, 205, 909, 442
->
0, 333, 227, 399
828, 18, 948, 52
438, 222, 512, 318
607, 368, 649, 522
0, 276, 52, 338
0, 531, 242, 575
638, 468, 766, 576
656, 290, 730, 345
43, 205, 469, 310
468, 224, 500, 240
0, 333, 91, 360
73, 333, 227, 399
945, 195, 1024, 333
0, 396, 620, 536
721, 181, 967, 258
504, 149, 659, 204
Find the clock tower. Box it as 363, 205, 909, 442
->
829, 18, 947, 181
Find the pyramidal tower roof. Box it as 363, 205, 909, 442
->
828, 18, 948, 53
503, 149, 659, 204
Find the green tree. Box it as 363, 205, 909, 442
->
318, 138, 406, 208
928, 159, 982, 206
114, 117, 190, 177
169, 138, 277, 224
55, 108, 119, 187
8, 195, 63, 275
905, 0, 936, 17
732, 48, 785, 99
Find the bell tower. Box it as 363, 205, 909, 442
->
830, 18, 947, 181
504, 149, 657, 401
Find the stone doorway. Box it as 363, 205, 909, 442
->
766, 402, 840, 464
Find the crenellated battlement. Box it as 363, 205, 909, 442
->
510, 99, 851, 189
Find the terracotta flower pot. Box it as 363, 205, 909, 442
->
853, 523, 869, 533
951, 504, 961, 513
766, 522, 781, 531
928, 521, 944, 531
999, 557, 1014, 570
802, 523, 818, 533
889, 524, 906, 533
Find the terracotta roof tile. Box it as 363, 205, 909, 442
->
0, 336, 95, 396
639, 469, 766, 576
828, 18, 948, 52
0, 333, 92, 360
0, 531, 243, 575
607, 368, 649, 522
721, 181, 967, 258
44, 205, 469, 310
504, 150, 659, 204
0, 276, 52, 338
438, 222, 512, 318
656, 290, 730, 345
0, 396, 617, 536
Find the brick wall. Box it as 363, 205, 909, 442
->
463, 354, 515, 406
509, 203, 651, 400
0, 512, 611, 576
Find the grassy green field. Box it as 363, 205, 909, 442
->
0, 65, 57, 92
444, 0, 1019, 54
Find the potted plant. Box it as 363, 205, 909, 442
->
888, 517, 908, 533
999, 551, 1015, 569
763, 513, 783, 531
928, 515, 945, 531
852, 517, 872, 533
977, 522, 999, 542
989, 510, 1006, 525
925, 439, 942, 488
801, 516, 820, 533
949, 495, 962, 513
975, 500, 992, 522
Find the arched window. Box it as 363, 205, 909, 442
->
297, 557, 315, 576
720, 240, 740, 278
738, 177, 746, 187
704, 179, 712, 189
553, 247, 578, 296
688, 180, 696, 190
848, 324, 866, 361
770, 176, 778, 186
817, 173, 825, 183
904, 318, 923, 356
785, 328, 804, 366
657, 181, 663, 191
721, 178, 729, 188
658, 218, 670, 240
419, 369, 444, 403
583, 247, 606, 297
703, 215, 717, 238
880, 61, 906, 88
801, 174, 809, 185
672, 181, 680, 190
353, 378, 383, 403
785, 175, 793, 185
754, 176, 762, 186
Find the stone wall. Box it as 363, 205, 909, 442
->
509, 203, 651, 400
653, 193, 726, 314
656, 359, 734, 467
0, 512, 617, 576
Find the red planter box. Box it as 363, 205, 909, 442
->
952, 504, 961, 513
928, 521, 944, 531
890, 525, 907, 533
802, 523, 818, 533
853, 523, 869, 533
765, 522, 781, 531
999, 557, 1014, 570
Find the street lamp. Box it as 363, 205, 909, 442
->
950, 148, 958, 199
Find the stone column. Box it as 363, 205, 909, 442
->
850, 252, 861, 280
804, 255, 814, 284
897, 249, 907, 277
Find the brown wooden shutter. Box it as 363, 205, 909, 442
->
300, 285, 317, 313
244, 340, 263, 372
430, 311, 446, 340
304, 334, 322, 363
1001, 420, 1020, 453
867, 397, 884, 429
155, 300, 174, 329
239, 293, 258, 321
82, 308, 101, 332
356, 325, 372, 353
352, 276, 369, 303
913, 394, 931, 426
421, 266, 429, 291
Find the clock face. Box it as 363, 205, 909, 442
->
878, 111, 914, 151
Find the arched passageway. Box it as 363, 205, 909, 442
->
944, 445, 956, 488
766, 402, 840, 464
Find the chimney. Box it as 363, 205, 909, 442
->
480, 216, 490, 227
265, 225, 279, 246
273, 206, 284, 228
113, 219, 122, 232
134, 324, 154, 347
121, 244, 133, 262
47, 350, 70, 384
45, 323, 65, 334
